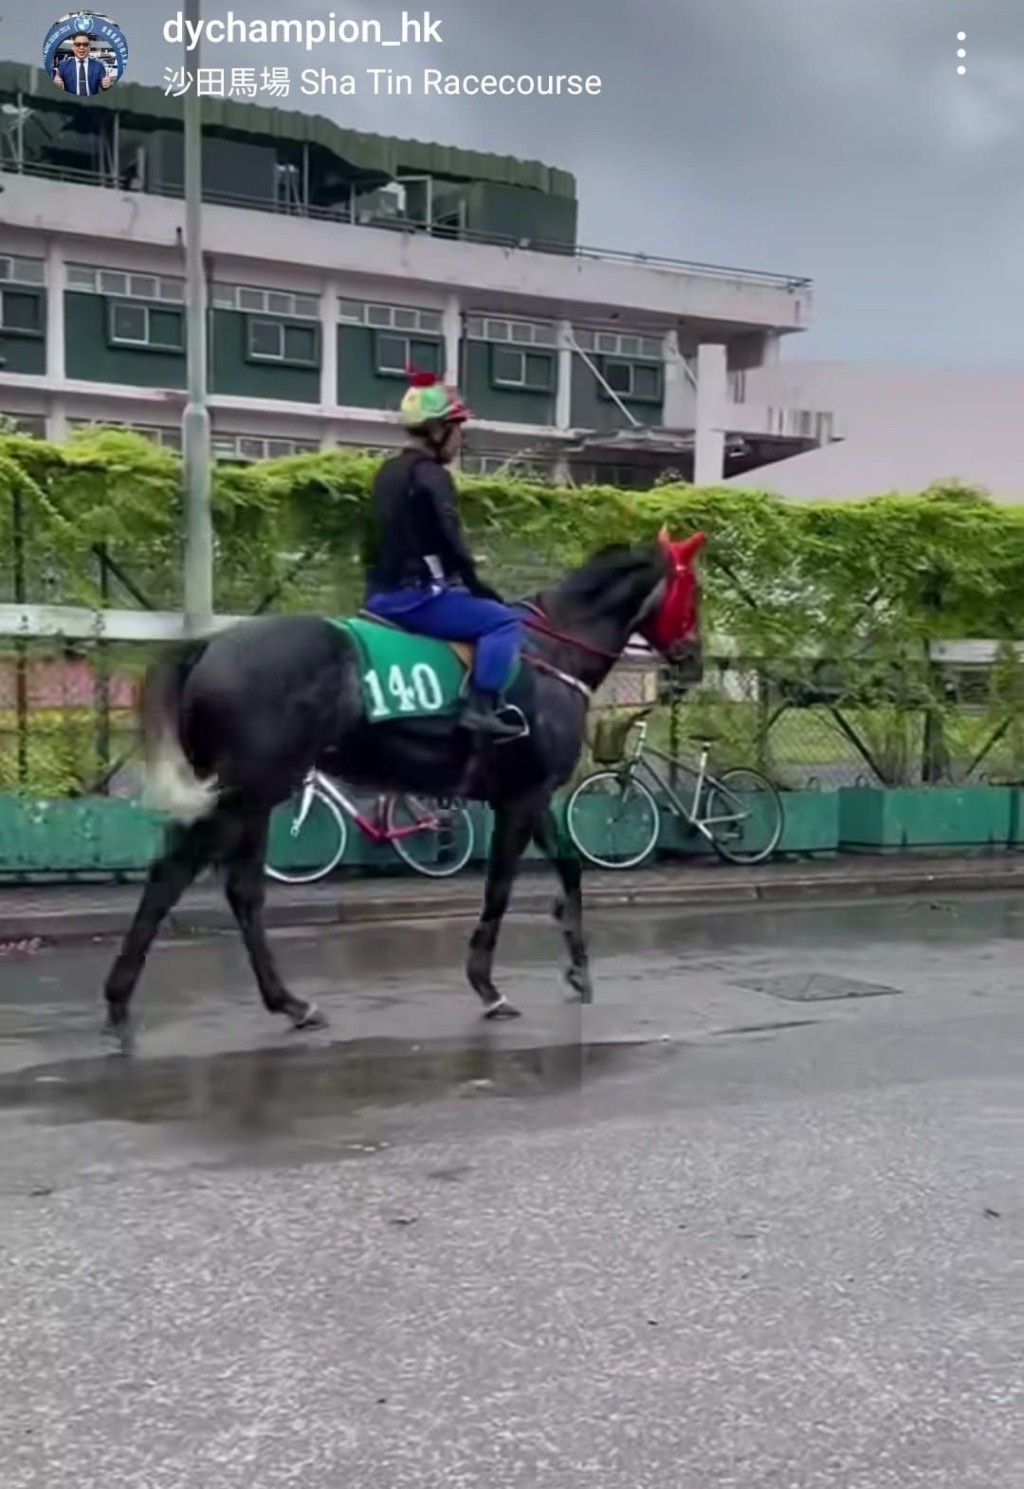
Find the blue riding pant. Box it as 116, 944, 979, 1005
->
364, 585, 523, 695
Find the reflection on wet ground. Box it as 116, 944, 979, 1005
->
0, 894, 1022, 1165
0, 1035, 670, 1133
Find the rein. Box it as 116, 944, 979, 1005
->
513, 600, 618, 703
516, 600, 620, 664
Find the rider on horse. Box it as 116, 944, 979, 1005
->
362, 371, 525, 740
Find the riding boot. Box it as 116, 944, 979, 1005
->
460, 686, 523, 739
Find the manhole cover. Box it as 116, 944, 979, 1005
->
736, 973, 901, 1002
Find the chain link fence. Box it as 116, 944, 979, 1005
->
638, 654, 1024, 791
6, 638, 1021, 801
0, 640, 145, 797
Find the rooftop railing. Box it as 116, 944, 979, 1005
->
0, 157, 813, 291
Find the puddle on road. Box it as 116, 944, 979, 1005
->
0, 1034, 670, 1134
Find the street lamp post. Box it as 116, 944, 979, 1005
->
181, 0, 213, 635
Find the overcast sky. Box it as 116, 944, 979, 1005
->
6, 0, 1024, 362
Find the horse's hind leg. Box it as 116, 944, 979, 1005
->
103, 812, 223, 1036
223, 805, 327, 1031
533, 805, 593, 1005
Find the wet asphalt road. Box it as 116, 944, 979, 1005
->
0, 895, 1022, 1488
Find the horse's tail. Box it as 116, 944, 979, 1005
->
138, 639, 219, 824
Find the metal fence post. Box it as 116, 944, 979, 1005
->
181, 0, 214, 636
12, 487, 28, 789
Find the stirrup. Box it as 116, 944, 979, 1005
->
492, 704, 529, 744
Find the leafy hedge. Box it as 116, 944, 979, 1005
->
2, 427, 1024, 793
2, 427, 1023, 660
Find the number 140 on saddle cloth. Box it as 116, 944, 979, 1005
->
335, 616, 522, 725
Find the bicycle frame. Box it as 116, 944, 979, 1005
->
616, 721, 749, 843
289, 771, 447, 846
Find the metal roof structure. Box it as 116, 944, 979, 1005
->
0, 60, 577, 198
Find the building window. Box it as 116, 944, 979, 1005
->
466, 315, 557, 348
107, 300, 185, 351
0, 411, 47, 437
375, 332, 441, 378
575, 327, 662, 360
572, 463, 656, 490
246, 317, 320, 366
490, 345, 554, 392
0, 289, 43, 337
0, 255, 45, 287
68, 265, 185, 301
211, 432, 320, 462
144, 424, 183, 451
461, 452, 554, 479
339, 299, 443, 334
213, 283, 320, 319
68, 418, 183, 451
600, 358, 663, 403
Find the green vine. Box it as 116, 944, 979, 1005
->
3, 431, 1024, 793
2, 430, 1023, 644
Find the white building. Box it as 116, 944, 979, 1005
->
726, 360, 1024, 502
0, 60, 833, 484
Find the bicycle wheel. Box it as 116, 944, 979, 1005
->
386, 793, 475, 878
265, 786, 348, 884
702, 768, 783, 865
566, 770, 661, 870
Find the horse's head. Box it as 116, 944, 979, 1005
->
635, 527, 705, 673
538, 533, 705, 687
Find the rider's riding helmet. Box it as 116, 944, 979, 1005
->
400, 370, 471, 437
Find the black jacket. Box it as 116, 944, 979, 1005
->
363, 451, 500, 599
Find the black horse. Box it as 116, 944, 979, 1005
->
103, 531, 704, 1035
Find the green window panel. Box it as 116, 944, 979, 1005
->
65, 291, 185, 388
337, 324, 444, 408
490, 345, 554, 393
599, 358, 663, 404
0, 289, 44, 337
245, 316, 320, 367
375, 331, 442, 378
107, 299, 185, 353
0, 288, 46, 375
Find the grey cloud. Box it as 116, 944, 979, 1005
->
4, 0, 1024, 359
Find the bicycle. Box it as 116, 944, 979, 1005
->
565, 709, 784, 869
264, 770, 476, 884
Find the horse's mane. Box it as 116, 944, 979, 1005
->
546, 541, 666, 608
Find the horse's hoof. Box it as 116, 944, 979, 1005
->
565, 966, 593, 1003
289, 1002, 328, 1031
102, 1012, 135, 1054
483, 998, 521, 1021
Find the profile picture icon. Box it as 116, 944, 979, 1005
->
43, 13, 129, 97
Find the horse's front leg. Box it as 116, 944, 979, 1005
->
467, 801, 536, 1019
533, 805, 593, 1005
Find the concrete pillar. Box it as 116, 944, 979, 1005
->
661, 328, 691, 429
694, 342, 727, 486
48, 400, 68, 441
761, 331, 781, 366
45, 239, 66, 384
320, 281, 338, 409
555, 320, 573, 429
552, 453, 572, 485
442, 294, 461, 384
